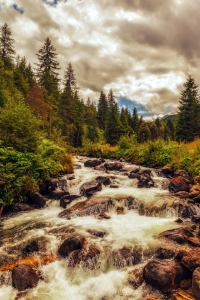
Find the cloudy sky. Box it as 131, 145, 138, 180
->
0, 0, 200, 118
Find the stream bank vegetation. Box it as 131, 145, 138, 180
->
0, 23, 200, 213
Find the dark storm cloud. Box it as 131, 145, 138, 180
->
1, 0, 200, 116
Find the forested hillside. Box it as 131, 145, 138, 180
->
1, 22, 200, 212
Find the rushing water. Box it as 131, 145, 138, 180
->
0, 157, 180, 300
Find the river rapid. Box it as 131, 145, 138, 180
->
0, 156, 181, 300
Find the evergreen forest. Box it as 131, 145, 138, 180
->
1, 23, 200, 212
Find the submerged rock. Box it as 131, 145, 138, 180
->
95, 176, 111, 186
128, 268, 144, 289
60, 195, 81, 208
58, 236, 84, 257
12, 264, 39, 291
22, 241, 39, 255
80, 180, 102, 197
68, 245, 100, 269
104, 162, 123, 171
137, 174, 154, 188
84, 159, 103, 168
49, 189, 69, 200
113, 246, 142, 268
87, 230, 106, 238
59, 196, 113, 219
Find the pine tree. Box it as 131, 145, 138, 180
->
176, 75, 200, 142
36, 37, 60, 94
107, 89, 115, 107
63, 62, 77, 96
0, 23, 15, 68
97, 91, 108, 130
131, 107, 139, 134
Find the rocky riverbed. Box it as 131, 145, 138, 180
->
0, 157, 200, 300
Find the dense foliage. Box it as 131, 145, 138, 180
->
0, 23, 200, 212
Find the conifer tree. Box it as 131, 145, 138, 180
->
97, 91, 108, 130
107, 89, 115, 107
0, 23, 15, 67
176, 75, 200, 142
132, 107, 139, 133
36, 37, 60, 95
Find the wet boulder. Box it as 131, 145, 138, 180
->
94, 164, 106, 171
60, 195, 81, 208
137, 174, 154, 188
49, 189, 69, 200
129, 167, 140, 174
181, 249, 200, 271
27, 192, 47, 208
138, 168, 152, 176
128, 173, 140, 179
22, 241, 39, 255
12, 264, 39, 291
128, 268, 144, 289
161, 165, 174, 177
143, 259, 190, 293
192, 267, 200, 300
58, 236, 84, 257
80, 180, 102, 197
174, 170, 191, 183
84, 159, 103, 168
11, 202, 32, 212
87, 230, 106, 238
113, 246, 142, 268
95, 176, 111, 186
169, 176, 190, 193
68, 245, 100, 269
40, 176, 68, 195
74, 164, 81, 169
159, 227, 195, 244
59, 196, 113, 219
155, 247, 176, 260
104, 162, 123, 171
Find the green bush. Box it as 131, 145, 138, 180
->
0, 140, 73, 208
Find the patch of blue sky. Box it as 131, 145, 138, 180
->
12, 4, 24, 14
42, 0, 60, 6
117, 96, 153, 117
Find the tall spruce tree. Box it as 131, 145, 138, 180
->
176, 75, 200, 142
0, 23, 15, 68
97, 91, 108, 130
36, 37, 60, 95
105, 90, 122, 145
35, 37, 60, 135
131, 107, 139, 133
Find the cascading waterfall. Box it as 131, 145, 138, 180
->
0, 157, 181, 300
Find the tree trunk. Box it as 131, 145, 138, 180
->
0, 205, 4, 217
